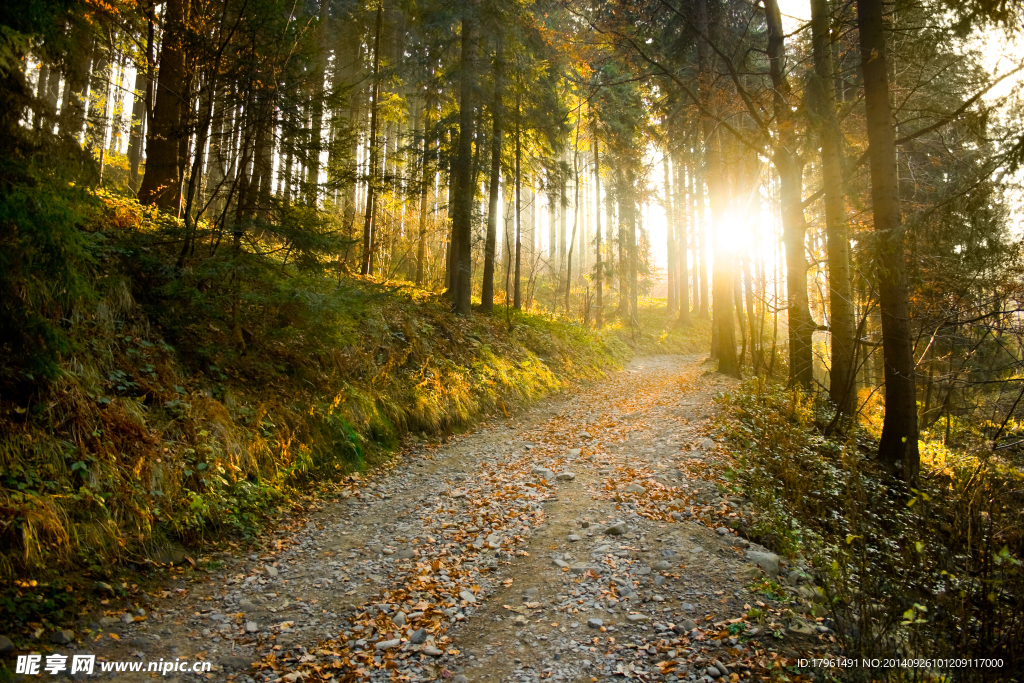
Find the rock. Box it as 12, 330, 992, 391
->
567, 534, 581, 542
120, 612, 135, 624
745, 550, 780, 577
653, 561, 671, 571
265, 565, 279, 578
626, 614, 649, 622
50, 629, 73, 645
422, 646, 444, 656
410, 629, 427, 644
682, 602, 695, 611
556, 472, 576, 481
587, 618, 604, 629
798, 585, 825, 603
623, 484, 647, 495
581, 521, 590, 528
568, 449, 582, 456
674, 619, 698, 633
397, 548, 416, 560
713, 660, 730, 676
98, 616, 119, 628
136, 607, 146, 617
513, 615, 529, 626
523, 588, 540, 600
705, 665, 722, 678
788, 569, 806, 585
129, 636, 152, 650
579, 431, 592, 439
604, 522, 629, 536
453, 676, 469, 683
459, 590, 477, 603
0, 636, 13, 653
375, 639, 401, 651
393, 611, 407, 627
716, 527, 730, 536
246, 621, 259, 633
701, 438, 716, 450
552, 558, 569, 568
221, 655, 252, 671
239, 598, 255, 611
788, 620, 816, 635
94, 581, 115, 595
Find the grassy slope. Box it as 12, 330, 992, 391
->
0, 191, 709, 625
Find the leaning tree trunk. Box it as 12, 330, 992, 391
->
811, 0, 857, 418
856, 0, 920, 481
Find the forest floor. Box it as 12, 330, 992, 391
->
51, 355, 839, 683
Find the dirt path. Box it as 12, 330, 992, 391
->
68, 355, 828, 683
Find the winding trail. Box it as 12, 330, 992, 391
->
80, 355, 829, 683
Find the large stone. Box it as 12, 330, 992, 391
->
397, 548, 416, 560
745, 550, 780, 577
701, 438, 716, 450
652, 561, 672, 571
674, 619, 698, 633
623, 484, 647, 495
265, 565, 279, 578
50, 630, 73, 645
221, 655, 252, 671
587, 618, 604, 629
422, 646, 444, 656
409, 629, 427, 644
626, 614, 649, 622
459, 590, 477, 603
604, 522, 629, 536
375, 639, 401, 651
392, 611, 407, 627
246, 621, 259, 633
0, 635, 13, 653
556, 472, 576, 481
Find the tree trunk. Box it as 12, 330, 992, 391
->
765, 0, 814, 389
664, 154, 677, 316
856, 0, 920, 481
593, 122, 603, 329
138, 0, 189, 210
481, 39, 502, 312
60, 24, 92, 141
416, 93, 432, 286
361, 0, 385, 275
514, 89, 523, 310
449, 11, 476, 314
811, 0, 857, 418
675, 152, 691, 324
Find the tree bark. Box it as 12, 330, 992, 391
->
664, 154, 677, 316
764, 0, 814, 389
481, 38, 502, 312
811, 0, 857, 418
449, 11, 477, 314
593, 121, 603, 329
856, 0, 920, 481
138, 0, 189, 211
361, 0, 385, 275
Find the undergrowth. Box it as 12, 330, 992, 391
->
718, 377, 1024, 681
0, 188, 707, 635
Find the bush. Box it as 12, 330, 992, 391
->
720, 377, 1024, 681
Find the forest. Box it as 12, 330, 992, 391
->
2, 0, 1024, 678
